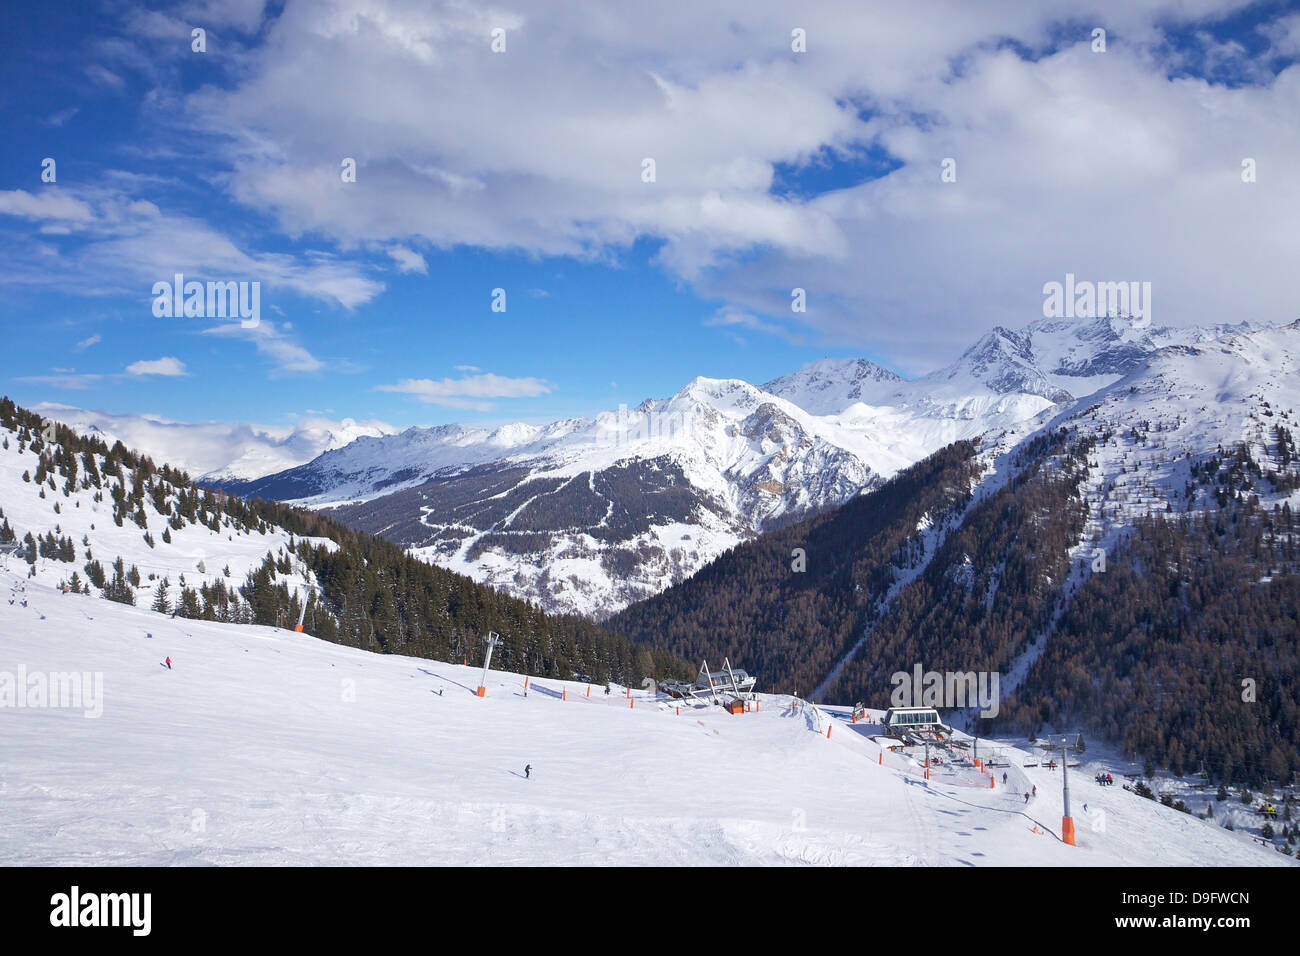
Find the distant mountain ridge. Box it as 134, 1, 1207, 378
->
49, 315, 1282, 619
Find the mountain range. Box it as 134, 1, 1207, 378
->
613, 318, 1300, 786
42, 315, 1277, 619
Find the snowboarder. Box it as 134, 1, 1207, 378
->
524, 764, 531, 780
164, 657, 171, 670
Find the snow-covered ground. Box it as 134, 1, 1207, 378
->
1, 572, 1285, 866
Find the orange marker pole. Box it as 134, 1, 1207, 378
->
562, 688, 566, 701
626, 687, 631, 698
826, 725, 832, 739
524, 677, 529, 689
586, 686, 590, 697
1062, 817, 1076, 846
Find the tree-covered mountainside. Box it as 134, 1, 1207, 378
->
0, 396, 687, 686
993, 444, 1300, 787
615, 421, 1300, 788
609, 441, 982, 695
823, 427, 1093, 704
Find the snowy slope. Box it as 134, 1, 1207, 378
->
0, 572, 1285, 867
1053, 321, 1300, 575
0, 416, 330, 617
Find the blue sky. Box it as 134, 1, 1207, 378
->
2, 0, 1298, 432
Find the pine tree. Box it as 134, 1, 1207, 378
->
151, 580, 171, 615
102, 558, 135, 606
178, 587, 202, 619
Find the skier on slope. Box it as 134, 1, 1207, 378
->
1032, 784, 1037, 797
524, 764, 531, 780
1003, 772, 1008, 785
164, 657, 172, 670
1024, 792, 1030, 804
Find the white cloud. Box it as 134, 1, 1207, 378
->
704, 307, 803, 345
7, 0, 1296, 375
0, 190, 95, 223
377, 372, 552, 409
126, 356, 188, 376
74, 334, 102, 350
32, 402, 395, 480
17, 373, 103, 389
202, 320, 324, 373
1261, 14, 1300, 58
84, 64, 125, 89
153, 0, 1296, 366
0, 184, 383, 309
43, 107, 80, 128
386, 245, 428, 274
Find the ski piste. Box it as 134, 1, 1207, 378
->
0, 567, 1286, 867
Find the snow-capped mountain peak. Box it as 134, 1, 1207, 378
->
762, 358, 903, 415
